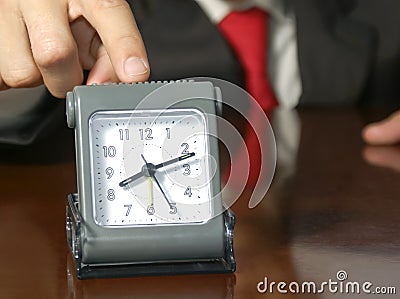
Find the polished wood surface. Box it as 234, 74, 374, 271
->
0, 109, 399, 298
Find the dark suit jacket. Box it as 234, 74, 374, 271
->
2, 0, 400, 145
131, 0, 400, 107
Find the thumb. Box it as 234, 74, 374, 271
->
362, 110, 400, 145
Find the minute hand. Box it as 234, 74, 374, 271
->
119, 152, 195, 188
154, 152, 195, 169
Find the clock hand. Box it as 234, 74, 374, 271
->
119, 170, 145, 187
152, 173, 174, 208
119, 152, 196, 188
154, 152, 195, 170
147, 177, 154, 208
141, 154, 174, 209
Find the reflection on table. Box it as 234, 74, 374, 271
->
0, 108, 399, 299
67, 252, 235, 299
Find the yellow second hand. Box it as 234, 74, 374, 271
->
147, 177, 153, 207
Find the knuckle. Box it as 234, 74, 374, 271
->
1, 64, 40, 88
93, 0, 129, 10
117, 34, 140, 48
33, 39, 76, 69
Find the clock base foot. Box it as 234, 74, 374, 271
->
66, 193, 236, 280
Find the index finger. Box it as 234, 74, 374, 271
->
79, 0, 150, 82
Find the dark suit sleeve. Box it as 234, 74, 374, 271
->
129, 0, 244, 87
294, 0, 376, 106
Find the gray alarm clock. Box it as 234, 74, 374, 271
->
65, 80, 235, 279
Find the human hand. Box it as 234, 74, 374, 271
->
362, 110, 400, 145
0, 0, 149, 98
363, 145, 400, 172
362, 109, 400, 172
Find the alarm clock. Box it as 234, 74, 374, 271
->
65, 80, 235, 279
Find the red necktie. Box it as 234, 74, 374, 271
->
218, 8, 277, 187
218, 8, 278, 112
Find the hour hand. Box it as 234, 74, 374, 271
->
119, 171, 144, 187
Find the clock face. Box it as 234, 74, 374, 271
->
88, 109, 214, 226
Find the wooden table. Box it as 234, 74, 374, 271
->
0, 109, 399, 298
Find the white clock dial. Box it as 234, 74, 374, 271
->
89, 109, 213, 226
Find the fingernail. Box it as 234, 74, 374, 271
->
124, 57, 148, 76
